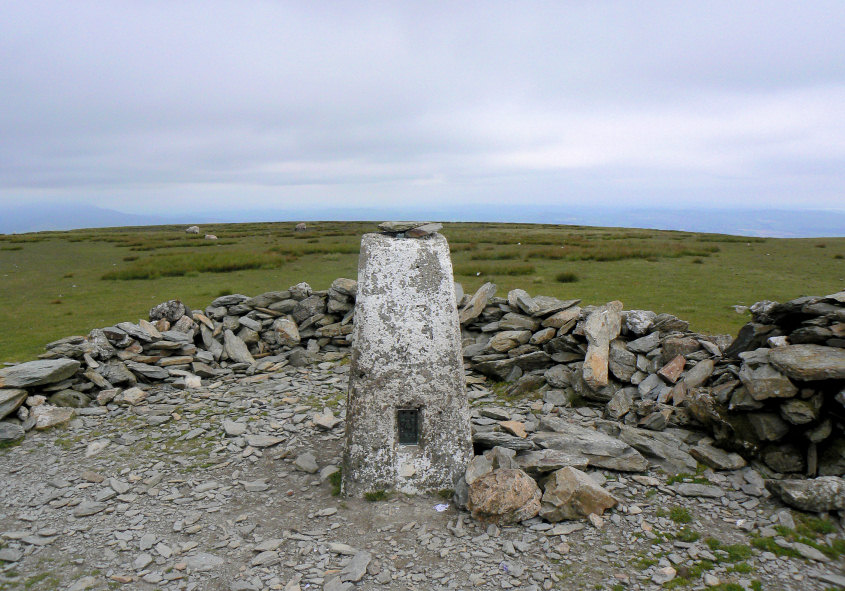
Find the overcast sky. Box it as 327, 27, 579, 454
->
2, 1, 844, 217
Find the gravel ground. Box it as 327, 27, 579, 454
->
1, 358, 843, 591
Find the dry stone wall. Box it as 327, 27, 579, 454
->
1, 275, 843, 486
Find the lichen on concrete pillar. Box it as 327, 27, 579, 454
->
342, 226, 473, 496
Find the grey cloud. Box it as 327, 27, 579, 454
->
1, 1, 844, 215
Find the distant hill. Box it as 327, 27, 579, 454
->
1, 203, 162, 233
0, 203, 200, 234
1, 202, 843, 238
220, 205, 845, 238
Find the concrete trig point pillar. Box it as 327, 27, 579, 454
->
342, 222, 473, 496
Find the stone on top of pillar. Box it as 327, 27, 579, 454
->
377, 221, 443, 238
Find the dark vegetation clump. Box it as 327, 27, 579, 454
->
555, 271, 578, 283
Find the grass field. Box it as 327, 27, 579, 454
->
1, 221, 843, 363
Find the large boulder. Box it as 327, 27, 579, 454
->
768, 345, 845, 382
616, 425, 697, 472
467, 469, 541, 525
31, 405, 75, 430
531, 419, 648, 472
539, 466, 618, 522
765, 477, 845, 512
0, 359, 80, 389
516, 449, 589, 477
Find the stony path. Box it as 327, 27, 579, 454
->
1, 357, 843, 591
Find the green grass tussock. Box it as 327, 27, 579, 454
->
453, 262, 536, 276
555, 271, 578, 283
268, 243, 359, 256
102, 252, 286, 280
470, 248, 521, 260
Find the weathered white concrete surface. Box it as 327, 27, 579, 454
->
342, 232, 473, 496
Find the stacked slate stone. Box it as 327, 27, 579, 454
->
457, 283, 845, 477
457, 282, 733, 436
686, 292, 845, 477
0, 279, 357, 444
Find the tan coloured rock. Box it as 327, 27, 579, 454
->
273, 318, 301, 347
459, 282, 497, 325
467, 469, 541, 525
539, 466, 618, 522
119, 387, 148, 406
158, 356, 194, 367
542, 306, 581, 330
97, 389, 120, 405
658, 354, 686, 384
190, 313, 214, 330
184, 375, 202, 389
31, 405, 75, 430
582, 301, 623, 390
313, 410, 341, 430
499, 420, 528, 438
138, 319, 163, 340
488, 330, 532, 353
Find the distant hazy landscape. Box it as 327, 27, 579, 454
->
1, 220, 843, 362
3, 203, 845, 238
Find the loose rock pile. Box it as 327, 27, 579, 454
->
458, 284, 845, 475
0, 279, 358, 445
689, 293, 845, 477
1, 276, 844, 515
